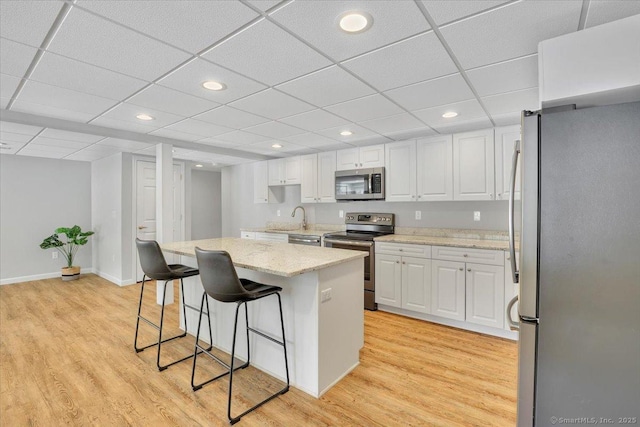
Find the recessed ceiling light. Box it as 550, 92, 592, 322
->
136, 113, 154, 121
338, 11, 373, 34
340, 130, 353, 136
195, 164, 203, 168
442, 111, 458, 118
202, 81, 226, 91
272, 143, 283, 149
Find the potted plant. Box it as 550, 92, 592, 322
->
40, 225, 94, 281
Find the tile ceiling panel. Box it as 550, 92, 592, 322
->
360, 113, 429, 136
21, 143, 77, 154
18, 148, 68, 159
246, 140, 308, 154
88, 116, 160, 134
28, 136, 94, 149
317, 123, 387, 143
203, 20, 332, 86
243, 121, 305, 139
421, 0, 510, 25
481, 87, 540, 116
98, 138, 153, 151
64, 150, 115, 161
229, 89, 314, 120
413, 99, 490, 129
325, 94, 404, 123
99, 103, 184, 128
77, 0, 259, 54
29, 52, 148, 101
215, 130, 271, 145
440, 1, 582, 69
0, 38, 38, 77
0, 122, 42, 136
164, 118, 233, 137
247, 0, 283, 13
147, 128, 203, 142
276, 66, 375, 107
491, 111, 522, 127
0, 97, 8, 110
585, 1, 640, 28
343, 32, 458, 91
17, 81, 117, 116
0, 131, 35, 144
127, 84, 219, 117
193, 106, 269, 130
382, 126, 438, 141
279, 109, 350, 132
47, 7, 191, 81
466, 54, 538, 97
1, 74, 21, 100
432, 117, 493, 134
0, 140, 27, 155
0, 1, 62, 47
385, 73, 473, 111
281, 133, 347, 149
157, 58, 266, 104
272, 1, 430, 62
11, 99, 99, 123
39, 128, 104, 143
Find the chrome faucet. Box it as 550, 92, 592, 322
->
291, 205, 307, 230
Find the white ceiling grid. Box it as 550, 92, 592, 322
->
0, 0, 638, 165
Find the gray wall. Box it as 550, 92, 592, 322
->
221, 162, 509, 237
0, 154, 92, 282
191, 169, 222, 239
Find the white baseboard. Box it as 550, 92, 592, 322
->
94, 270, 136, 287
0, 267, 94, 286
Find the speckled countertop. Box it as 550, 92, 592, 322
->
240, 222, 343, 237
161, 238, 366, 277
375, 228, 514, 251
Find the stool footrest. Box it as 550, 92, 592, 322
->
229, 385, 289, 425
247, 326, 285, 347
135, 330, 187, 352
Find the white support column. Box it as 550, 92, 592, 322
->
156, 143, 174, 305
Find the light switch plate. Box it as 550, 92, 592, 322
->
339, 210, 344, 218
474, 211, 481, 221
415, 210, 421, 220
321, 288, 332, 302
277, 209, 281, 216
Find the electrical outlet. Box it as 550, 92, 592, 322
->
277, 209, 281, 217
52, 252, 58, 259
321, 288, 332, 303
339, 210, 344, 218
474, 211, 481, 221
415, 210, 422, 220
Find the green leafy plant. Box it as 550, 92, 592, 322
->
40, 225, 94, 268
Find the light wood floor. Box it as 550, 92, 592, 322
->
0, 274, 517, 426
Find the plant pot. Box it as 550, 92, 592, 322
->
61, 266, 81, 281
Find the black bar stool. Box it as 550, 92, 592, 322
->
192, 247, 290, 425
134, 238, 213, 371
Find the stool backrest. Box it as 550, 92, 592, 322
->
195, 247, 251, 302
136, 238, 173, 280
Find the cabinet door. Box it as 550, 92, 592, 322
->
401, 257, 431, 313
375, 254, 402, 307
385, 141, 416, 202
465, 263, 505, 329
504, 251, 520, 331
416, 135, 453, 201
336, 147, 360, 171
453, 129, 495, 201
284, 156, 301, 185
494, 125, 521, 201
253, 161, 269, 203
255, 232, 288, 242
359, 144, 385, 168
268, 159, 284, 186
300, 154, 318, 203
317, 151, 336, 203
431, 259, 465, 321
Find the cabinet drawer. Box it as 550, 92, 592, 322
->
240, 231, 256, 239
432, 246, 503, 266
255, 232, 288, 242
376, 242, 431, 258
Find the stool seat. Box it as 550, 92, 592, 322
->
167, 264, 200, 278
239, 279, 282, 300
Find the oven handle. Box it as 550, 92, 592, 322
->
324, 239, 374, 248
368, 174, 372, 194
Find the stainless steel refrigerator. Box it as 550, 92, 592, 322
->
507, 101, 640, 426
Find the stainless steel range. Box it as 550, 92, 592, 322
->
323, 213, 395, 310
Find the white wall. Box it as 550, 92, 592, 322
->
191, 169, 222, 239
0, 154, 92, 284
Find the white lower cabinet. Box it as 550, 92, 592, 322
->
401, 256, 432, 313
431, 259, 466, 321
375, 254, 402, 307
254, 232, 288, 243
465, 263, 505, 329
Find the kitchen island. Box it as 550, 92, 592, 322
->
161, 238, 366, 398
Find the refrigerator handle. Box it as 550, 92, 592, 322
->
506, 295, 520, 331
508, 139, 521, 284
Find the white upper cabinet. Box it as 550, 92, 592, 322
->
494, 125, 521, 201
300, 154, 318, 204
385, 140, 416, 202
317, 151, 336, 203
253, 160, 269, 204
416, 135, 453, 201
336, 144, 385, 171
453, 129, 495, 201
268, 156, 301, 186
300, 151, 336, 203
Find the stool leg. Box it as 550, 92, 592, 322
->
204, 295, 214, 351
191, 293, 207, 390
244, 303, 250, 367
156, 279, 170, 371
180, 279, 188, 336
133, 275, 147, 352
277, 293, 290, 389
228, 302, 243, 424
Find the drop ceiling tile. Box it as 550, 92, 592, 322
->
385, 73, 473, 111
147, 128, 203, 142
229, 89, 314, 120
279, 109, 350, 132
247, 0, 283, 12
77, 0, 259, 53
194, 106, 269, 129
98, 138, 153, 152
47, 7, 191, 81
0, 141, 27, 154
585, 1, 640, 28
17, 80, 117, 117
347, 135, 394, 147
481, 87, 540, 116
0, 97, 8, 109
343, 32, 458, 91
39, 128, 105, 144
440, 1, 582, 69
99, 103, 184, 128
0, 131, 35, 144
432, 117, 493, 134
317, 123, 385, 143
466, 54, 538, 97
215, 130, 270, 145
240, 144, 288, 156
492, 111, 522, 127
28, 136, 93, 150
412, 99, 489, 128
281, 133, 344, 149
18, 149, 67, 159
89, 116, 160, 133
243, 121, 305, 139
157, 58, 266, 104
0, 1, 62, 47
197, 138, 242, 148
247, 140, 307, 154
325, 94, 405, 122
1, 74, 21, 99
29, 52, 148, 100
0, 122, 42, 136
21, 143, 77, 154
383, 127, 438, 141
127, 84, 219, 117
271, 1, 430, 62
0, 38, 38, 77
276, 66, 375, 107
64, 150, 112, 162
11, 99, 103, 123
164, 118, 233, 137
202, 19, 332, 86
421, 1, 510, 25
360, 113, 429, 136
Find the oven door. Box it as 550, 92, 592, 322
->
324, 238, 376, 310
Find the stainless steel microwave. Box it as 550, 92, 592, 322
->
335, 167, 385, 201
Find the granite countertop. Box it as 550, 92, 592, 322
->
161, 238, 366, 278
374, 234, 511, 250
241, 222, 343, 237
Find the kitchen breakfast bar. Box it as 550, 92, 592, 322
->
160, 238, 366, 398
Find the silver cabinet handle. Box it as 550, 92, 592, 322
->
324, 239, 373, 248
506, 295, 520, 331
509, 139, 521, 284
